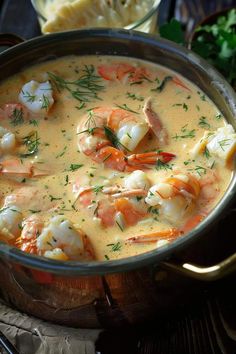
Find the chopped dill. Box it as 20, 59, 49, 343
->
10, 107, 24, 126
156, 160, 173, 171
107, 242, 122, 252
20, 131, 40, 157
198, 116, 210, 129
126, 92, 144, 102
151, 76, 173, 92
172, 125, 196, 140
115, 103, 140, 114
48, 65, 104, 103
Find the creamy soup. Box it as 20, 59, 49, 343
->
0, 56, 235, 262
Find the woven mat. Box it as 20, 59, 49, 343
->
0, 300, 101, 354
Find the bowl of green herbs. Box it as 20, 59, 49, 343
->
159, 8, 236, 90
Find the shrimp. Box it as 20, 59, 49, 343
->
4, 185, 56, 212
127, 228, 181, 243
127, 173, 202, 244
0, 126, 16, 155
1, 103, 29, 122
0, 158, 49, 179
15, 214, 44, 254
75, 170, 151, 229
198, 170, 220, 205
98, 63, 151, 84
0, 205, 23, 243
36, 215, 95, 261
19, 80, 54, 114
143, 98, 168, 145
77, 106, 175, 171
98, 63, 190, 91
145, 173, 200, 224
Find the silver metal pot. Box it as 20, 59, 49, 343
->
0, 29, 236, 328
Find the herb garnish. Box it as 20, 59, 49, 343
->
29, 119, 38, 126
29, 209, 41, 214
56, 146, 67, 158
115, 104, 140, 114
156, 160, 173, 171
69, 164, 83, 171
22, 91, 36, 102
20, 131, 40, 157
218, 139, 231, 151
197, 91, 206, 101
48, 65, 104, 103
107, 242, 122, 252
189, 165, 207, 176
151, 76, 173, 92
49, 195, 62, 202
10, 108, 24, 126
116, 221, 124, 232
93, 185, 104, 194
104, 126, 129, 151
84, 109, 97, 130
172, 102, 188, 111
126, 92, 144, 102
215, 113, 222, 120
198, 116, 210, 129
64, 175, 69, 186
76, 102, 85, 110
41, 94, 50, 110
203, 147, 211, 159
148, 206, 159, 215
172, 125, 196, 140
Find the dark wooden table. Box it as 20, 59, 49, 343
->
1, 1, 236, 353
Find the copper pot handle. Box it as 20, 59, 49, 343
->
162, 252, 236, 281
0, 33, 24, 53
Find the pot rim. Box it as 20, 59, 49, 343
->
0, 28, 236, 276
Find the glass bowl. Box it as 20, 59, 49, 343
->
31, 0, 161, 34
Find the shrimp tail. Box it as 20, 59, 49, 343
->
126, 228, 181, 243
127, 151, 175, 167
172, 76, 191, 92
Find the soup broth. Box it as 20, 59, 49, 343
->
0, 55, 235, 261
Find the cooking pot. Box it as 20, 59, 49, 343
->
0, 29, 236, 329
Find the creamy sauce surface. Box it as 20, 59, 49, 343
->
0, 55, 234, 261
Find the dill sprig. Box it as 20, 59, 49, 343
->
115, 104, 140, 114
20, 131, 40, 157
198, 116, 210, 129
85, 109, 97, 129
126, 92, 144, 102
156, 160, 173, 171
41, 94, 50, 110
22, 90, 36, 102
104, 126, 130, 151
10, 107, 24, 126
48, 65, 104, 103
189, 165, 207, 176
151, 76, 173, 92
218, 139, 231, 151
93, 185, 104, 194
172, 124, 196, 140
203, 147, 211, 159
69, 164, 83, 171
106, 242, 122, 252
